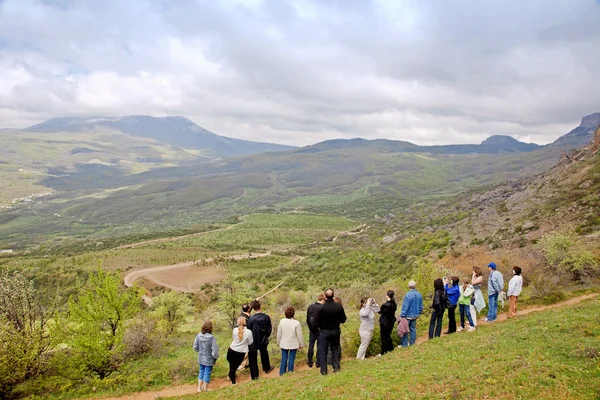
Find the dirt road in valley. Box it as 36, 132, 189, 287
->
123, 252, 272, 294
97, 293, 598, 400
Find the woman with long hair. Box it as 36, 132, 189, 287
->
356, 297, 380, 359
507, 266, 523, 317
378, 290, 397, 355
471, 266, 485, 326
429, 279, 447, 339
226, 316, 253, 384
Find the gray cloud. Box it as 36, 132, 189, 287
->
0, 0, 599, 146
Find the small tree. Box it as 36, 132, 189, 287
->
59, 269, 142, 379
149, 291, 194, 334
217, 278, 254, 328
0, 271, 57, 398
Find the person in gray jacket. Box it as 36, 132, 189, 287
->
356, 297, 380, 359
483, 262, 504, 323
193, 320, 219, 392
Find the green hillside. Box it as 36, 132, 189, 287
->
191, 296, 600, 400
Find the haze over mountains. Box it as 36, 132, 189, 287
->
0, 112, 598, 247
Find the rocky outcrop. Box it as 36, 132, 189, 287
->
591, 124, 600, 154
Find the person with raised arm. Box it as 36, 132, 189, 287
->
356, 296, 380, 359
471, 266, 485, 326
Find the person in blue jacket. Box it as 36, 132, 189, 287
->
398, 280, 423, 347
444, 276, 460, 334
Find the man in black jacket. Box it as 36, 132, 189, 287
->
316, 288, 346, 375
306, 293, 325, 368
247, 300, 274, 379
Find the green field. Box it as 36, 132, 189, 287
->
146, 213, 358, 251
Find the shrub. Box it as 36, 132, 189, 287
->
539, 233, 599, 280
122, 316, 161, 359
149, 291, 194, 334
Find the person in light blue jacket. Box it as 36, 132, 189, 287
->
193, 320, 220, 392
398, 280, 423, 347
484, 262, 504, 323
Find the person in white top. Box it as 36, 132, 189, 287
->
276, 306, 304, 376
227, 316, 253, 384
507, 266, 523, 318
356, 297, 380, 359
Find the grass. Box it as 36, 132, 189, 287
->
148, 213, 358, 252
181, 296, 600, 400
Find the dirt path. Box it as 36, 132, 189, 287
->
124, 252, 271, 293
97, 293, 598, 400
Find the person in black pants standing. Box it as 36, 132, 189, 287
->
429, 278, 448, 339
316, 288, 347, 375
306, 293, 325, 368
247, 300, 274, 379
378, 290, 397, 355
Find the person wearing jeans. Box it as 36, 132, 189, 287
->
193, 320, 219, 392
429, 278, 447, 339
276, 306, 304, 376
484, 262, 504, 322
399, 280, 423, 347
458, 277, 476, 332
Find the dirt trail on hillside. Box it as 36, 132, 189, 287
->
97, 293, 598, 400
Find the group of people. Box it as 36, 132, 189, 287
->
192, 262, 524, 392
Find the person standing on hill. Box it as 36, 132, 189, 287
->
277, 306, 304, 376
429, 278, 448, 339
398, 281, 423, 347
306, 293, 325, 368
316, 288, 347, 375
507, 266, 523, 318
236, 303, 252, 371
378, 290, 397, 355
247, 300, 274, 379
193, 320, 219, 392
471, 266, 485, 326
356, 297, 380, 359
443, 276, 460, 334
483, 262, 504, 323
458, 277, 476, 332
226, 316, 253, 385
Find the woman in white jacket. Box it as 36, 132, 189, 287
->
277, 306, 304, 376
507, 266, 523, 317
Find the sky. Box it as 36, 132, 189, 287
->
1, 0, 599, 146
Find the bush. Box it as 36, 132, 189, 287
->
149, 291, 194, 334
122, 316, 161, 360
539, 233, 599, 280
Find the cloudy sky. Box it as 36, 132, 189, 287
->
1, 0, 599, 146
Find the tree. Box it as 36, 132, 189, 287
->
149, 291, 194, 334
540, 233, 599, 280
59, 269, 142, 379
0, 271, 57, 398
217, 278, 255, 328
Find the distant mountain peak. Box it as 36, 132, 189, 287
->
580, 113, 600, 129
24, 115, 295, 157
480, 135, 522, 145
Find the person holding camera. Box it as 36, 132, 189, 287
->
378, 290, 397, 355
356, 297, 380, 359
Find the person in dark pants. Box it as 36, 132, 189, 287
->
247, 300, 274, 379
306, 293, 325, 368
378, 290, 397, 355
429, 278, 448, 339
316, 288, 347, 375
226, 316, 253, 385
443, 276, 460, 334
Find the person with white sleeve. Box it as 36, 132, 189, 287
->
507, 266, 523, 317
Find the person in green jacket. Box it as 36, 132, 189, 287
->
458, 277, 476, 332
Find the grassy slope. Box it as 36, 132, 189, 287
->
188, 297, 600, 400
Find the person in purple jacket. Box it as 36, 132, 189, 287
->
444, 276, 460, 334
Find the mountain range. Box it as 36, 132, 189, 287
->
0, 112, 598, 248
